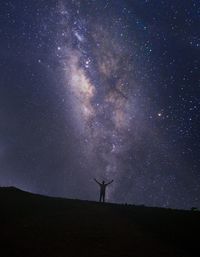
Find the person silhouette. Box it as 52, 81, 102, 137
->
94, 178, 113, 203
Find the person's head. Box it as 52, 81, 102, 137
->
102, 180, 105, 184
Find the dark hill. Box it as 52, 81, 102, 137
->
0, 187, 199, 257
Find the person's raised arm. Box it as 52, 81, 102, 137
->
94, 178, 101, 185
106, 180, 114, 186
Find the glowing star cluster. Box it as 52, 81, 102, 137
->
66, 52, 95, 125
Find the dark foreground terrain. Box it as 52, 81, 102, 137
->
0, 187, 199, 257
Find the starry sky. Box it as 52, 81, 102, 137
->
0, 0, 199, 209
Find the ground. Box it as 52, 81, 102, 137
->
0, 187, 199, 257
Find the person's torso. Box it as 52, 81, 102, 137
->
100, 184, 106, 192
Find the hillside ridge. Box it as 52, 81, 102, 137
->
0, 186, 199, 257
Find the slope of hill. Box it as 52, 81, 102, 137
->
0, 187, 199, 257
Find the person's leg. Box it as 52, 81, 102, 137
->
99, 192, 102, 202
103, 193, 105, 203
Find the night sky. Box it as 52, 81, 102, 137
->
0, 0, 199, 209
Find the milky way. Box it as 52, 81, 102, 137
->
56, 1, 142, 199
0, 0, 200, 209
